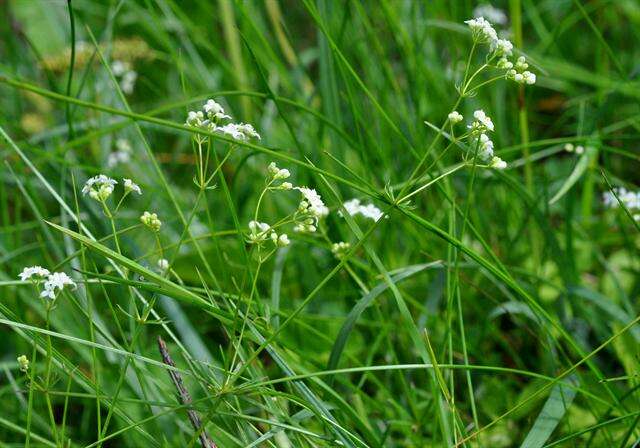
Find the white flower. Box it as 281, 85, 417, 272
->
279, 182, 293, 190
296, 187, 329, 218
158, 258, 169, 271
203, 99, 231, 122
120, 71, 137, 95
277, 234, 290, 247
491, 39, 513, 56
478, 133, 494, 161
217, 122, 261, 141
465, 17, 498, 43
469, 110, 494, 132
116, 138, 131, 152
107, 151, 130, 168
268, 162, 290, 180
17, 355, 29, 372
339, 198, 385, 221
473, 4, 508, 25
247, 220, 271, 244
40, 272, 76, 300
490, 156, 507, 169
575, 145, 585, 155
603, 188, 640, 210
19, 266, 50, 282
123, 178, 142, 195
564, 143, 575, 153
82, 175, 118, 201
515, 56, 528, 70
331, 241, 351, 259
497, 57, 513, 69
448, 111, 464, 124
112, 60, 129, 77
140, 211, 162, 232
522, 71, 536, 85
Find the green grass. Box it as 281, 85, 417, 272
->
1, 0, 640, 446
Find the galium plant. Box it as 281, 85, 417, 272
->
3, 2, 640, 447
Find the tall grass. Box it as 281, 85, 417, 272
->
1, 1, 640, 446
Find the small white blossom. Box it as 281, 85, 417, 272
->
448, 111, 464, 124
123, 178, 142, 195
158, 258, 169, 271
107, 151, 130, 168
465, 17, 498, 43
17, 355, 29, 373
339, 198, 385, 222
268, 162, 290, 180
203, 99, 230, 122
331, 241, 351, 259
497, 57, 513, 70
296, 187, 329, 219
478, 133, 494, 161
218, 122, 261, 141
574, 145, 585, 155
603, 188, 640, 210
40, 272, 76, 300
82, 175, 118, 201
112, 60, 129, 77
121, 71, 137, 95
491, 39, 513, 56
564, 143, 575, 153
277, 234, 290, 247
247, 220, 271, 244
522, 71, 536, 85
469, 110, 494, 133
490, 156, 507, 169
279, 182, 293, 190
140, 211, 162, 232
19, 266, 50, 282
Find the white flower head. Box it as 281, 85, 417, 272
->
116, 138, 131, 152
491, 39, 513, 56
218, 122, 261, 141
465, 16, 498, 43
268, 162, 290, 180
120, 71, 137, 95
331, 241, 351, 259
448, 111, 464, 124
574, 145, 584, 155
497, 57, 513, 70
564, 143, 575, 153
19, 266, 50, 282
40, 272, 76, 300
296, 187, 329, 218
82, 175, 118, 201
522, 71, 536, 85
490, 156, 507, 169
140, 211, 162, 232
158, 258, 169, 271
203, 99, 231, 122
247, 220, 271, 244
468, 109, 494, 133
17, 355, 29, 373
107, 151, 131, 168
478, 133, 495, 161
123, 178, 142, 195
277, 234, 290, 247
339, 198, 385, 222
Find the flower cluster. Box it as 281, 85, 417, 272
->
448, 111, 464, 124
20, 266, 76, 300
465, 16, 536, 86
331, 241, 351, 259
564, 143, 585, 155
82, 175, 118, 201
185, 99, 261, 141
17, 355, 29, 373
603, 188, 640, 211
247, 221, 289, 248
339, 198, 385, 222
294, 187, 329, 233
451, 109, 506, 169
123, 178, 142, 195
140, 211, 162, 232
112, 60, 137, 94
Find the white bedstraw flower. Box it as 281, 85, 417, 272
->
603, 188, 640, 210
478, 133, 494, 161
574, 145, 584, 155
158, 258, 169, 271
469, 110, 494, 132
497, 57, 513, 69
448, 111, 463, 124
279, 182, 293, 190
40, 272, 76, 300
121, 71, 137, 95
277, 234, 290, 247
17, 355, 29, 373
490, 156, 507, 169
296, 187, 329, 218
473, 4, 508, 25
116, 138, 131, 152
247, 220, 271, 244
82, 175, 118, 201
339, 198, 385, 221
515, 56, 528, 70
112, 60, 129, 76
123, 178, 142, 195
268, 162, 290, 180
331, 241, 351, 259
203, 99, 230, 122
140, 211, 162, 232
465, 17, 498, 43
19, 266, 50, 282
564, 143, 575, 152
491, 39, 513, 56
